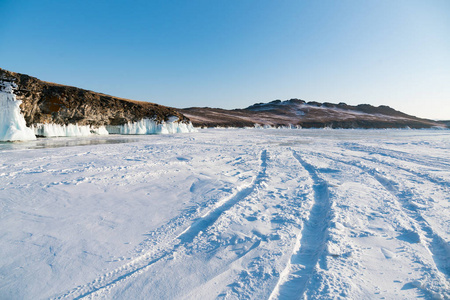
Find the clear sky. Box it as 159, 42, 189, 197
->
1, 0, 449, 120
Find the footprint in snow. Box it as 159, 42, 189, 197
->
381, 247, 395, 259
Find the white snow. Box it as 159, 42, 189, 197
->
0, 81, 36, 141
0, 129, 448, 299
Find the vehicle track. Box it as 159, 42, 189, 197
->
310, 151, 450, 279
368, 171, 450, 278
338, 144, 449, 187
270, 151, 331, 300
54, 150, 268, 299
341, 142, 450, 169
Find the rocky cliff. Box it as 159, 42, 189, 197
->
0, 68, 189, 127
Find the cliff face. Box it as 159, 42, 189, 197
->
0, 68, 188, 127
181, 99, 446, 129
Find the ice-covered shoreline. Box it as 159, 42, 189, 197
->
32, 118, 196, 138
0, 80, 196, 141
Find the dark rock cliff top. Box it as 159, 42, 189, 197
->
0, 68, 188, 127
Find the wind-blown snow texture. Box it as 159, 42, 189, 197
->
0, 129, 449, 299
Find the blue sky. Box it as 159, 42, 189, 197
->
1, 0, 449, 119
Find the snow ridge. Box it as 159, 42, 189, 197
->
55, 150, 268, 300
270, 151, 331, 300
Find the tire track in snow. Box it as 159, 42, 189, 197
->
361, 154, 448, 187
341, 142, 450, 169
270, 151, 331, 300
178, 150, 267, 244
368, 172, 450, 278
313, 152, 450, 279
339, 144, 449, 187
55, 150, 268, 300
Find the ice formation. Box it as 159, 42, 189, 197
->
0, 80, 36, 141
33, 123, 109, 137
32, 119, 196, 138
34, 118, 195, 137
105, 117, 197, 135
1, 79, 195, 140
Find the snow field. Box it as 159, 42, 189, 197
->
0, 129, 449, 299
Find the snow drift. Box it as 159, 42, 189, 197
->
0, 81, 36, 141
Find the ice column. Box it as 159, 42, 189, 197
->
0, 80, 36, 141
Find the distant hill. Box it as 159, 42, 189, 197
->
181, 99, 446, 129
439, 120, 450, 127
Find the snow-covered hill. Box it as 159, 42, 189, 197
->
182, 99, 446, 129
1, 129, 448, 299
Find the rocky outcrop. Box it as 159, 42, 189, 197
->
181, 99, 446, 129
0, 68, 189, 127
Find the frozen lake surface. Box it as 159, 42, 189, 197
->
1, 129, 449, 299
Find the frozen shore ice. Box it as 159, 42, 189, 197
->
0, 81, 36, 141
105, 117, 197, 135
32, 123, 109, 137
32, 118, 196, 138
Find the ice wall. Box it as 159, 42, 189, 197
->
33, 124, 109, 137
105, 118, 197, 135
0, 81, 36, 141
34, 118, 196, 137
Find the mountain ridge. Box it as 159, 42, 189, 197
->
181, 98, 445, 129
1, 67, 446, 130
